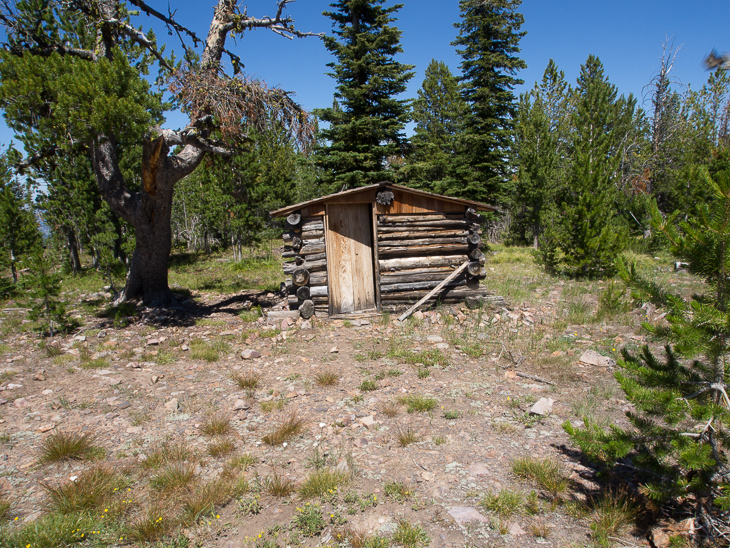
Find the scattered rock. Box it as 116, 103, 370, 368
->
358, 415, 376, 429
300, 320, 312, 330
509, 523, 526, 536
467, 463, 490, 477
426, 335, 443, 343
529, 397, 554, 416
125, 362, 141, 369
578, 349, 616, 367
37, 424, 55, 433
448, 506, 488, 526
181, 343, 189, 351
329, 346, 338, 353
233, 399, 250, 411
146, 338, 160, 346
241, 349, 261, 360
164, 398, 179, 412
33, 370, 46, 381
116, 401, 131, 410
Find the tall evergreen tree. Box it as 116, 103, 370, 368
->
565, 164, 730, 539
452, 0, 526, 204
315, 0, 414, 191
405, 59, 466, 193
557, 55, 633, 278
0, 154, 41, 284
511, 59, 572, 248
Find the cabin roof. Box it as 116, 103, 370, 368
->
269, 182, 498, 217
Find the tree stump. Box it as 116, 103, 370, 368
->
299, 299, 315, 319
292, 268, 310, 286
467, 261, 482, 276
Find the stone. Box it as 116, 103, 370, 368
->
146, 338, 160, 346
467, 464, 490, 477
509, 523, 526, 536
578, 349, 616, 367
358, 415, 376, 428
13, 398, 26, 408
126, 426, 143, 434
300, 320, 312, 330
42, 389, 53, 395
0, 399, 7, 405
116, 401, 131, 410
181, 344, 189, 351
125, 362, 141, 369
448, 507, 488, 526
426, 335, 443, 343
6, 383, 22, 390
529, 397, 554, 416
105, 412, 119, 420
329, 346, 338, 353
233, 399, 250, 411
37, 424, 55, 433
164, 398, 179, 412
33, 370, 46, 381
241, 349, 261, 360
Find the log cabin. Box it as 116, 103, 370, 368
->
270, 182, 498, 319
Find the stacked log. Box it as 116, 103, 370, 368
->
377, 208, 488, 307
281, 213, 328, 317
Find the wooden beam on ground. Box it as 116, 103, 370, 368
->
397, 261, 470, 322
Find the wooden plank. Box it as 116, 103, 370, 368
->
379, 255, 469, 272
378, 229, 468, 240
378, 244, 472, 258
326, 204, 376, 315
397, 261, 470, 321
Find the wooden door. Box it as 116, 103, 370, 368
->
326, 204, 376, 314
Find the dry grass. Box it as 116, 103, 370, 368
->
200, 413, 232, 436
511, 456, 570, 498
207, 439, 235, 458
314, 369, 340, 386
124, 504, 174, 543
261, 413, 305, 446
180, 474, 248, 525
140, 441, 193, 470
149, 462, 197, 493
381, 401, 401, 418
263, 467, 296, 497
232, 371, 260, 391
298, 468, 349, 499
38, 432, 104, 463
396, 426, 419, 447
42, 466, 127, 514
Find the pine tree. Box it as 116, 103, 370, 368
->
452, 0, 526, 204
26, 249, 69, 337
511, 59, 571, 248
315, 0, 414, 191
0, 154, 41, 284
557, 55, 632, 278
405, 59, 466, 193
564, 163, 730, 539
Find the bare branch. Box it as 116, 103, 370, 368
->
105, 17, 173, 71
13, 145, 58, 174
158, 128, 232, 156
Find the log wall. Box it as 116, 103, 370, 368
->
376, 208, 488, 311
281, 213, 328, 318
280, 206, 490, 318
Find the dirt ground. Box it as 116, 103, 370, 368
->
0, 276, 668, 548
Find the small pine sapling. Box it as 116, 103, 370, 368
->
26, 250, 69, 337
564, 165, 730, 540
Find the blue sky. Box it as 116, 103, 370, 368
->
2, 0, 729, 145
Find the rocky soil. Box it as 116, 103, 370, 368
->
0, 288, 655, 547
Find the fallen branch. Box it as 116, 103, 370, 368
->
515, 371, 555, 386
